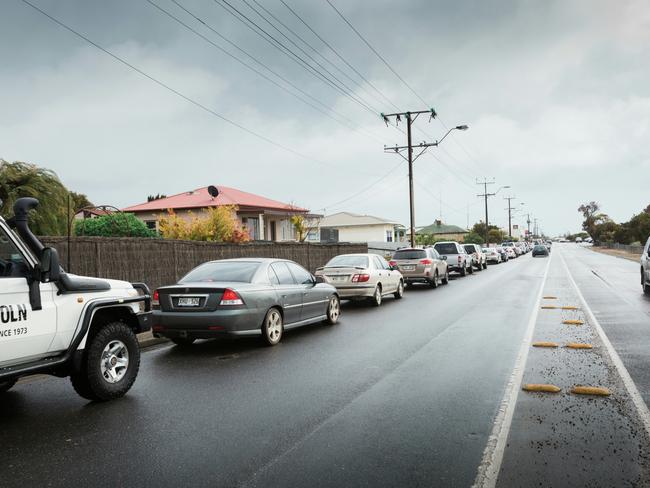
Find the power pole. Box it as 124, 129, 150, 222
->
526, 213, 531, 239
504, 195, 516, 239
382, 109, 438, 247
476, 178, 495, 246
533, 218, 538, 237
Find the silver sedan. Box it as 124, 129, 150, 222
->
315, 253, 404, 306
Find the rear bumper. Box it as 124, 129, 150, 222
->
332, 284, 375, 298
151, 308, 265, 338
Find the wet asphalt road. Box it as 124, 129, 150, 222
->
1, 245, 648, 487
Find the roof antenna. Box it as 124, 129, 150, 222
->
207, 185, 219, 200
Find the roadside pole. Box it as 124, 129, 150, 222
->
504, 195, 516, 239
382, 110, 468, 248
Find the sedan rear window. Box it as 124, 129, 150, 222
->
325, 255, 369, 268
393, 249, 427, 260
463, 245, 475, 253
180, 261, 260, 283
434, 243, 458, 254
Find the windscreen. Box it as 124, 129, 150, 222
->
393, 249, 427, 260
325, 255, 369, 268
179, 261, 260, 283
434, 243, 458, 254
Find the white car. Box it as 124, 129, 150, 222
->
483, 247, 502, 264
315, 253, 404, 306
0, 197, 152, 401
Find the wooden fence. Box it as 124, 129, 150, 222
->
40, 237, 367, 291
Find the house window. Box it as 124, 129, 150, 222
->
144, 221, 157, 230
386, 230, 393, 242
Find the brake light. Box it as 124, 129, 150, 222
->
389, 260, 397, 267
220, 288, 244, 306
152, 290, 160, 306
352, 274, 370, 283
458, 256, 462, 263
419, 258, 433, 265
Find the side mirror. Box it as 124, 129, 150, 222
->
40, 247, 60, 283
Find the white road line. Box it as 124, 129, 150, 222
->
559, 250, 650, 437
472, 253, 553, 488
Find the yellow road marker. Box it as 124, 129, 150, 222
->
532, 342, 559, 348
541, 306, 557, 309
565, 342, 593, 349
561, 306, 580, 310
563, 319, 584, 325
522, 384, 561, 393
571, 386, 611, 396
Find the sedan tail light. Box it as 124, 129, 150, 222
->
419, 258, 433, 265
388, 260, 397, 267
152, 289, 160, 306
220, 288, 244, 306
352, 274, 370, 283
458, 256, 463, 264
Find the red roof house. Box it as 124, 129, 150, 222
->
123, 186, 309, 241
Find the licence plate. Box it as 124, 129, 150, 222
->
402, 265, 415, 271
330, 276, 348, 282
178, 297, 201, 307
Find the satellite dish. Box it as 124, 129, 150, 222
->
207, 185, 219, 198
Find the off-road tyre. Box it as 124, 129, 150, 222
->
643, 270, 650, 296
0, 379, 17, 394
460, 266, 467, 277
482, 261, 488, 270
70, 321, 140, 402
468, 264, 474, 275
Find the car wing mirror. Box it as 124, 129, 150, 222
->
40, 247, 61, 283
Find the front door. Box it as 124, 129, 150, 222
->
0, 225, 57, 366
270, 221, 277, 241
286, 262, 325, 320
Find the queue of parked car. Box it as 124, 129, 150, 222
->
150, 239, 537, 347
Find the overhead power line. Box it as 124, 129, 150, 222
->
280, 0, 401, 113
325, 0, 429, 107
19, 0, 348, 171
212, 0, 380, 116
324, 0, 485, 175
148, 0, 386, 144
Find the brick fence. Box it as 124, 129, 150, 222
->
41, 237, 367, 291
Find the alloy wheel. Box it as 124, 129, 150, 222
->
100, 340, 129, 384
328, 296, 340, 323
266, 310, 283, 344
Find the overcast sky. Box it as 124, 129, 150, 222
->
1, 0, 649, 236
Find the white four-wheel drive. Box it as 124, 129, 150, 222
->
0, 197, 152, 401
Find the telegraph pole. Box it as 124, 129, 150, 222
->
476, 178, 495, 246
383, 110, 468, 247
504, 195, 516, 239
526, 213, 531, 239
